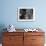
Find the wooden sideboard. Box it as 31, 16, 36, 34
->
2, 31, 45, 46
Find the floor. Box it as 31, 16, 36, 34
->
0, 44, 2, 46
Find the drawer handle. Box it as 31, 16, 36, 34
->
9, 38, 12, 40
9, 38, 13, 40
32, 39, 36, 40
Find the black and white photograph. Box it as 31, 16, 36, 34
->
18, 7, 35, 21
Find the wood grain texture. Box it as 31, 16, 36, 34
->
2, 32, 24, 46
24, 32, 45, 46
2, 31, 45, 46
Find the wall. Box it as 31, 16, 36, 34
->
0, 0, 46, 30
0, 0, 46, 44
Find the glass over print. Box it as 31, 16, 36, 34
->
18, 7, 35, 21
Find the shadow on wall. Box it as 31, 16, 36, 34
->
0, 24, 7, 43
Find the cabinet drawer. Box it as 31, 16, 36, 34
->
32, 44, 44, 46
3, 36, 23, 44
24, 32, 44, 36
3, 32, 23, 36
3, 43, 23, 46
32, 36, 45, 44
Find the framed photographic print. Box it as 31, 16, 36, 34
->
18, 7, 35, 21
